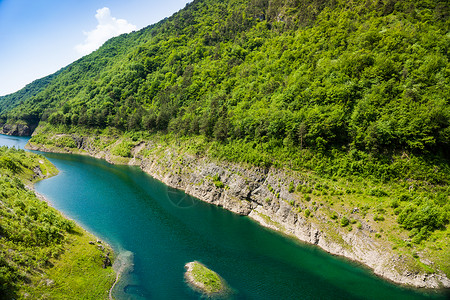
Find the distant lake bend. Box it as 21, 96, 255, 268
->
0, 134, 446, 299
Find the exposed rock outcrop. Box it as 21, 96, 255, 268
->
1, 123, 36, 136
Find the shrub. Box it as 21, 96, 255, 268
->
369, 188, 388, 197
397, 203, 446, 231
305, 209, 311, 217
373, 215, 385, 221
340, 217, 349, 227
0, 156, 20, 173
111, 140, 135, 157
55, 136, 76, 148
390, 199, 399, 208
288, 182, 295, 193
212, 174, 224, 188
12, 177, 24, 189
398, 194, 411, 202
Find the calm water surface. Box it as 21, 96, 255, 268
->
0, 134, 446, 299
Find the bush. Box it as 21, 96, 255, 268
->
55, 136, 76, 148
373, 215, 385, 221
212, 174, 224, 188
303, 188, 312, 194
369, 188, 388, 197
397, 202, 447, 231
340, 217, 349, 227
330, 212, 338, 220
0, 156, 20, 173
0, 256, 20, 298
288, 182, 295, 193
398, 194, 411, 202
111, 140, 135, 157
305, 209, 311, 217
390, 199, 399, 208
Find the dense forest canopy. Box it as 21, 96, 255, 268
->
0, 0, 449, 172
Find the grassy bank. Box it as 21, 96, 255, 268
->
0, 146, 115, 299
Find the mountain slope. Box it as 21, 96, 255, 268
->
0, 71, 60, 128
1, 0, 448, 159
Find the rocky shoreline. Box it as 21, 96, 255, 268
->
25, 135, 450, 289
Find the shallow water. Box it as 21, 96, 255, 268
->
0, 134, 447, 299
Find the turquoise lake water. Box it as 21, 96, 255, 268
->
0, 134, 447, 299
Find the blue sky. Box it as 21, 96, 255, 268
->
0, 0, 191, 96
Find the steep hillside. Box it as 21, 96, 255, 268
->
1, 0, 449, 289
1, 0, 448, 158
0, 71, 61, 135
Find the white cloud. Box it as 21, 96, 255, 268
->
75, 7, 136, 55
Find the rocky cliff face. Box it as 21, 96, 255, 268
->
26, 134, 450, 289
1, 123, 35, 136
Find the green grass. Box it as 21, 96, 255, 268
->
20, 227, 115, 300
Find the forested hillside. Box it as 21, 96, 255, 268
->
0, 71, 60, 119
1, 0, 449, 161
